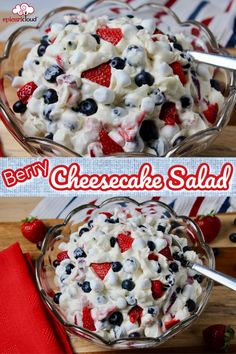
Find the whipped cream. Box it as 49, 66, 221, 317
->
12, 15, 224, 156
52, 204, 204, 340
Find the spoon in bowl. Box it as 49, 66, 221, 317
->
172, 237, 236, 291
188, 50, 236, 71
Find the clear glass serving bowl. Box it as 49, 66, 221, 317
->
1, 1, 235, 157
36, 197, 214, 349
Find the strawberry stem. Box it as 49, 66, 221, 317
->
21, 216, 36, 223
224, 326, 235, 351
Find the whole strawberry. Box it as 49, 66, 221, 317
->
21, 216, 47, 243
195, 212, 221, 243
203, 325, 235, 352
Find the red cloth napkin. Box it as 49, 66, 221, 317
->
0, 243, 73, 354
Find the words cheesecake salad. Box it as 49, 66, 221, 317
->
12, 14, 224, 156
52, 205, 204, 340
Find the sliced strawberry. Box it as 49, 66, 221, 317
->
81, 63, 111, 87
17, 82, 37, 104
148, 253, 159, 261
99, 129, 124, 155
152, 28, 164, 41
151, 280, 164, 300
203, 103, 218, 124
159, 102, 181, 125
56, 55, 63, 68
165, 318, 180, 330
99, 212, 113, 218
170, 61, 187, 85
96, 27, 122, 45
159, 246, 173, 261
164, 116, 176, 126
117, 232, 134, 253
57, 251, 69, 262
128, 305, 143, 325
90, 262, 111, 280
82, 305, 96, 331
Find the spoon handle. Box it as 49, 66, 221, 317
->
190, 262, 236, 291
188, 50, 236, 71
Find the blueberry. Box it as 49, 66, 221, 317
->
34, 60, 40, 65
18, 68, 23, 76
148, 307, 158, 315
147, 240, 156, 251
173, 252, 181, 261
139, 120, 158, 142
65, 21, 79, 27
156, 262, 161, 273
74, 247, 87, 259
183, 246, 192, 252
150, 89, 165, 105
112, 107, 126, 118
183, 63, 191, 69
176, 286, 182, 294
128, 332, 141, 337
88, 220, 93, 228
44, 65, 64, 83
126, 295, 137, 306
91, 34, 100, 44
136, 25, 144, 30
53, 292, 62, 304
37, 44, 48, 57
229, 233, 236, 243
186, 299, 196, 312
108, 311, 123, 326
40, 35, 49, 45
112, 261, 123, 272
105, 218, 119, 224
135, 70, 155, 87
173, 136, 186, 147
77, 99, 98, 116
127, 14, 134, 18
157, 224, 165, 232
79, 227, 90, 236
210, 79, 221, 91
110, 57, 126, 70
43, 108, 52, 121
65, 263, 75, 274
45, 133, 54, 140
13, 100, 27, 113
52, 259, 60, 267
173, 42, 183, 51
122, 279, 135, 291
180, 95, 192, 108
81, 281, 92, 293
43, 89, 58, 104
139, 224, 147, 230
110, 237, 117, 247
193, 274, 203, 283
169, 262, 179, 273
165, 274, 175, 286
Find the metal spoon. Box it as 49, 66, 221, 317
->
173, 238, 236, 291
187, 50, 236, 71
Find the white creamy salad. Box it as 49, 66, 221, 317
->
12, 14, 224, 156
52, 205, 204, 340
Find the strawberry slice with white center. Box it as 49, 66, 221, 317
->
159, 246, 173, 261
82, 305, 96, 331
203, 103, 218, 124
99, 129, 124, 155
17, 81, 37, 104
96, 27, 122, 45
117, 232, 134, 253
128, 305, 143, 325
90, 262, 112, 280
81, 63, 111, 87
57, 251, 69, 262
170, 61, 187, 85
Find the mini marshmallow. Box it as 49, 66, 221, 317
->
12, 76, 25, 88
93, 87, 115, 104
123, 257, 138, 273
116, 297, 127, 310
90, 279, 104, 293
141, 19, 156, 33
141, 97, 155, 113
114, 70, 131, 87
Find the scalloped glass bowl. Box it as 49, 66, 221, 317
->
0, 1, 236, 157
36, 197, 214, 349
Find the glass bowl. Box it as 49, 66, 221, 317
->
35, 197, 214, 349
1, 1, 235, 157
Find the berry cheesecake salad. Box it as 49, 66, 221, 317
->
12, 14, 224, 156
52, 206, 204, 340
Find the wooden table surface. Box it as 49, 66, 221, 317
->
0, 199, 235, 353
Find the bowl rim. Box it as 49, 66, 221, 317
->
0, 0, 236, 157
35, 196, 215, 347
